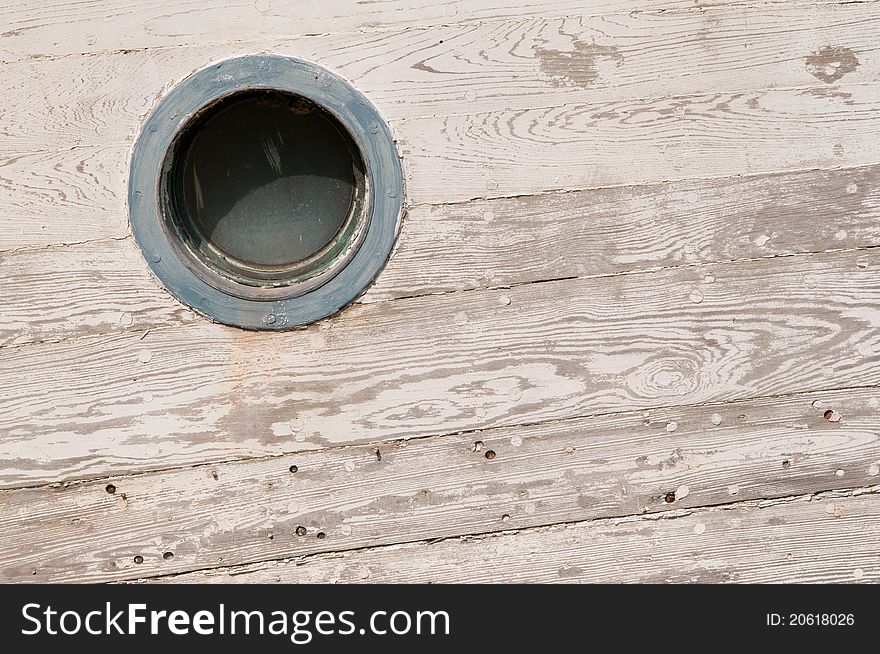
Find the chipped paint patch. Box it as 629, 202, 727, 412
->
804, 46, 859, 84
535, 40, 624, 88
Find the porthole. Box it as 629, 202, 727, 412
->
129, 56, 404, 329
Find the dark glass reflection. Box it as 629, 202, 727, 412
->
177, 91, 359, 268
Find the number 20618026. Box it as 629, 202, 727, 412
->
766, 614, 854, 627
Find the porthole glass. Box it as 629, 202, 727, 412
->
167, 89, 367, 286
129, 56, 404, 329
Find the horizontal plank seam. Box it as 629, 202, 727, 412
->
374, 244, 880, 300
4, 378, 877, 494
4, 160, 879, 257
120, 484, 880, 584
1, 0, 867, 67
404, 164, 880, 209
0, 234, 129, 257
6, 157, 880, 231
3, 240, 879, 354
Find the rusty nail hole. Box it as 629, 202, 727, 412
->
133, 555, 144, 564
782, 460, 791, 469
163, 551, 174, 561
289, 465, 299, 473
485, 450, 496, 460
295, 526, 307, 536
105, 484, 116, 495
823, 409, 834, 420
316, 531, 326, 540
664, 492, 676, 503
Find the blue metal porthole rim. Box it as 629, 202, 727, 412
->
128, 55, 404, 330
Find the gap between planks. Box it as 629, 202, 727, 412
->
2, 162, 879, 348
3, 246, 880, 488
2, 241, 880, 354
142, 487, 880, 584
5, 0, 880, 246
1, 384, 878, 582
3, 80, 880, 246
1, 378, 877, 494
2, 144, 879, 253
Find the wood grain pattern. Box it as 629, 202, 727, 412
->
2, 247, 879, 488
3, 165, 880, 346
1, 3, 878, 153
0, 239, 195, 347
0, 145, 128, 251
371, 165, 880, 299
3, 3, 878, 249
403, 83, 880, 204
162, 489, 880, 584
0, 0, 858, 63
3, 0, 880, 584
4, 85, 880, 250
2, 386, 878, 582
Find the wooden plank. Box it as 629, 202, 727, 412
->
403, 83, 880, 204
369, 165, 880, 298
0, 145, 128, 251
2, 3, 879, 153
4, 86, 880, 252
0, 0, 858, 63
0, 239, 197, 347
2, 247, 880, 488
3, 4, 878, 247
2, 386, 878, 583
3, 165, 880, 346
161, 489, 880, 584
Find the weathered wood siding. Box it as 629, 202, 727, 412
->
1, 0, 879, 583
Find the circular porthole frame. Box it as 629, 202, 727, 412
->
129, 55, 404, 330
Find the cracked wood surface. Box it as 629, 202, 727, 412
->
0, 1, 766, 63
0, 1, 859, 64
4, 4, 880, 150
3, 247, 880, 488
4, 4, 878, 123
4, 3, 880, 247
1, 0, 880, 583
1, 387, 878, 582
157, 489, 880, 584
2, 165, 880, 347
3, 86, 880, 247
